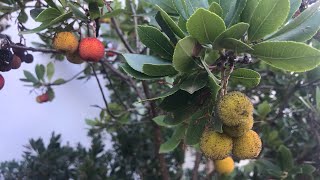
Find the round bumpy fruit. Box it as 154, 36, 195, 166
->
53, 32, 79, 53
36, 93, 49, 103
0, 49, 13, 72
200, 130, 233, 160
66, 51, 84, 64
217, 91, 253, 126
233, 130, 262, 159
11, 55, 22, 69
214, 156, 235, 175
223, 116, 254, 137
79, 37, 105, 62
0, 74, 5, 90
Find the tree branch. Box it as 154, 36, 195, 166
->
192, 152, 202, 180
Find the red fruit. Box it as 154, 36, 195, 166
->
11, 55, 22, 69
0, 74, 5, 90
106, 50, 116, 57
79, 37, 105, 62
36, 93, 49, 103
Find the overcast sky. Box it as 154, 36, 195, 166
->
0, 13, 112, 162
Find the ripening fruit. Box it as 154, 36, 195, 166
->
25, 54, 34, 64
11, 55, 22, 69
223, 116, 254, 137
217, 91, 253, 126
233, 130, 262, 159
200, 130, 233, 160
0, 74, 5, 90
214, 156, 235, 175
0, 49, 13, 72
79, 37, 105, 62
66, 51, 84, 64
53, 32, 79, 53
36, 93, 49, 103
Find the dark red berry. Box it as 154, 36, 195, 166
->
0, 74, 4, 90
11, 55, 22, 69
0, 49, 13, 72
25, 54, 34, 64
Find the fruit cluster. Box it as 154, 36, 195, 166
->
200, 91, 262, 172
53, 32, 106, 64
0, 44, 34, 90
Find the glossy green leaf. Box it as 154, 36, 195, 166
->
159, 125, 187, 153
267, 1, 320, 42
155, 5, 185, 39
230, 68, 261, 88
185, 110, 208, 145
286, 0, 302, 22
121, 63, 161, 80
278, 145, 294, 171
46, 62, 54, 81
173, 36, 197, 73
142, 64, 177, 77
18, 10, 28, 23
248, 0, 290, 41
23, 70, 38, 84
155, 12, 178, 44
138, 25, 174, 60
35, 64, 45, 81
187, 8, 226, 44
53, 78, 66, 85
252, 41, 320, 72
241, 0, 261, 23
153, 115, 176, 127
160, 90, 191, 112
35, 8, 61, 22
68, 2, 87, 21
301, 164, 316, 175
89, 2, 100, 19
218, 38, 253, 53
224, 0, 247, 27
219, 0, 236, 18
45, 0, 59, 10
180, 73, 208, 94
30, 8, 44, 20
173, 0, 209, 21
209, 2, 223, 17
145, 0, 177, 14
140, 86, 180, 102
213, 22, 249, 48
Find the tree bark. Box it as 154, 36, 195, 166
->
192, 152, 202, 180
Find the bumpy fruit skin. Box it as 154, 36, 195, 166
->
66, 51, 84, 64
36, 93, 49, 103
0, 74, 5, 90
200, 130, 233, 160
223, 116, 254, 137
214, 156, 235, 175
233, 130, 262, 159
79, 37, 105, 62
53, 32, 79, 53
0, 49, 13, 72
11, 55, 22, 69
217, 91, 253, 126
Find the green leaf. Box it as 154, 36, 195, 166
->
45, 0, 59, 10
257, 101, 271, 118
68, 2, 87, 21
155, 5, 186, 39
286, 0, 302, 22
47, 87, 55, 101
209, 2, 223, 17
58, 0, 67, 7
278, 145, 294, 171
159, 125, 187, 153
213, 22, 249, 49
248, 0, 290, 41
230, 68, 261, 88
18, 10, 28, 23
101, 9, 128, 18
121, 63, 161, 80
89, 2, 100, 19
173, 0, 209, 21
155, 12, 178, 44
122, 54, 176, 77
219, 0, 237, 18
20, 12, 72, 34
266, 1, 320, 42
173, 36, 197, 73
145, 0, 177, 14
46, 62, 55, 81
35, 8, 61, 22
153, 115, 176, 127
316, 87, 320, 111
53, 78, 66, 85
185, 110, 208, 145
203, 61, 221, 102
180, 72, 208, 94
186, 8, 226, 44
204, 50, 220, 65
140, 86, 180, 102
138, 25, 174, 60
224, 0, 247, 27
35, 64, 45, 81
160, 90, 191, 112
30, 8, 44, 20
23, 70, 38, 84
251, 41, 320, 72
255, 159, 283, 178
241, 0, 261, 23
218, 38, 253, 53
300, 164, 316, 175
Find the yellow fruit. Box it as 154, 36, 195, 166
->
66, 51, 84, 64
53, 32, 79, 53
200, 130, 233, 160
214, 156, 235, 175
233, 130, 262, 159
223, 116, 254, 137
217, 91, 253, 126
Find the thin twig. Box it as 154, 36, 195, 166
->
9, 43, 60, 54
223, 63, 235, 95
